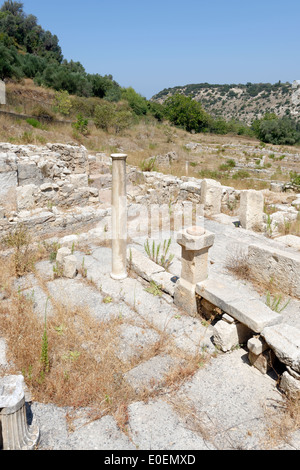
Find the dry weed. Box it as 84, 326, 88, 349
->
225, 245, 251, 280
264, 392, 300, 448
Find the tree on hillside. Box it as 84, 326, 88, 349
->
164, 94, 211, 132
252, 112, 300, 145
0, 43, 21, 79
1, 1, 24, 17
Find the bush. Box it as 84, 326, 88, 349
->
53, 90, 72, 116
121, 87, 148, 116
26, 117, 44, 129
31, 104, 55, 121
164, 94, 211, 133
94, 102, 115, 131
252, 113, 300, 145
72, 113, 89, 135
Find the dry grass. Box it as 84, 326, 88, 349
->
0, 281, 138, 424
225, 246, 251, 281
264, 392, 300, 448
0, 227, 209, 431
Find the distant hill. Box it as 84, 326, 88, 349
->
152, 82, 300, 125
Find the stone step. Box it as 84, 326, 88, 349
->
196, 278, 283, 333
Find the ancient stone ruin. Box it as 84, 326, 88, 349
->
0, 142, 299, 450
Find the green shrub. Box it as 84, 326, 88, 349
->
94, 102, 115, 131
72, 113, 89, 135
53, 90, 72, 116
26, 118, 44, 129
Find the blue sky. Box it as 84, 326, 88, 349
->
13, 0, 300, 98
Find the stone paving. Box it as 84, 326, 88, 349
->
1, 212, 300, 450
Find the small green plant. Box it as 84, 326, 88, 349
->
62, 350, 81, 361
103, 296, 113, 304
290, 172, 300, 187
53, 261, 63, 278
232, 169, 250, 180
140, 157, 157, 172
48, 241, 61, 262
40, 298, 50, 375
265, 291, 290, 313
72, 113, 89, 135
144, 238, 174, 270
53, 90, 72, 116
26, 117, 46, 129
145, 280, 163, 297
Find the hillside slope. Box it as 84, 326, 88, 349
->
152, 82, 300, 125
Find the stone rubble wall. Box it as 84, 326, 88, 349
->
0, 143, 104, 239
0, 143, 100, 217
127, 169, 240, 214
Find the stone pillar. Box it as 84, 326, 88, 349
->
0, 375, 39, 450
174, 226, 215, 316
111, 154, 128, 280
200, 179, 222, 216
239, 189, 264, 231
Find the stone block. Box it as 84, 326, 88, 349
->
247, 244, 300, 299
200, 179, 222, 215
280, 371, 300, 397
17, 162, 43, 186
70, 173, 89, 188
127, 247, 164, 282
262, 324, 300, 373
176, 227, 215, 252
174, 278, 197, 316
0, 171, 17, 196
196, 278, 282, 333
239, 189, 264, 230
16, 184, 36, 210
63, 255, 77, 279
248, 350, 275, 375
247, 336, 269, 355
56, 247, 72, 265
213, 319, 253, 352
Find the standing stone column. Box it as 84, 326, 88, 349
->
0, 375, 39, 450
111, 154, 128, 280
174, 226, 215, 316
239, 189, 264, 231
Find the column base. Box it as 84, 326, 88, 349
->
174, 278, 198, 316
110, 272, 128, 281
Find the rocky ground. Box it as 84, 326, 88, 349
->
1, 212, 299, 451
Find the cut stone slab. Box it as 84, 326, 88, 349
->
117, 324, 160, 362
46, 278, 135, 322
66, 415, 136, 450
196, 278, 283, 333
262, 324, 300, 373
128, 399, 214, 450
124, 354, 176, 393
179, 348, 283, 450
127, 247, 165, 282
